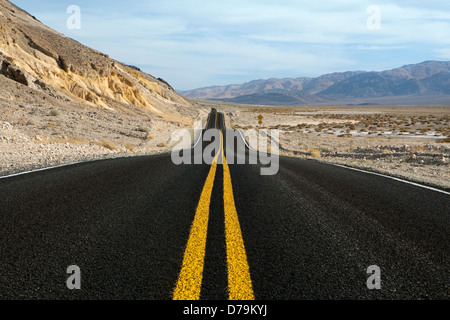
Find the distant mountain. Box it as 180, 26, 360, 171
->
182, 61, 450, 105
217, 92, 334, 105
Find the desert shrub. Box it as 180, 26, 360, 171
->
125, 143, 137, 153
411, 145, 427, 153
308, 149, 321, 158
137, 126, 150, 133
67, 137, 90, 145
49, 109, 60, 116
437, 137, 450, 143
94, 139, 119, 151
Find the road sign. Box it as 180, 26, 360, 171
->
258, 114, 263, 126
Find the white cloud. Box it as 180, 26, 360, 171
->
10, 0, 450, 89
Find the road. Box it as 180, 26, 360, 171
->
0, 109, 448, 300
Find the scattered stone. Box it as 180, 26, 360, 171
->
1, 121, 13, 130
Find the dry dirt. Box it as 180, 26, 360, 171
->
0, 75, 209, 177
195, 100, 450, 191
0, 0, 208, 177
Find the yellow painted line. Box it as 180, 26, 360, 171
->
173, 130, 222, 300
222, 136, 255, 300
173, 126, 253, 300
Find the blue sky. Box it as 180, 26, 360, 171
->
10, 0, 450, 91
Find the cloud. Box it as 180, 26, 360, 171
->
10, 0, 450, 90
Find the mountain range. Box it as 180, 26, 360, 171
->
181, 61, 450, 106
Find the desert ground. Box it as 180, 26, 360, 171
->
0, 80, 208, 177
194, 99, 450, 191
1, 93, 449, 191
0, 0, 210, 177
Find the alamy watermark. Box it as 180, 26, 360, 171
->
170, 121, 280, 176
66, 5, 81, 30
66, 265, 81, 290
367, 265, 381, 290
367, 5, 381, 30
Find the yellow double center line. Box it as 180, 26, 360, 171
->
173, 121, 254, 300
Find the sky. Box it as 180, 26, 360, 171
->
10, 0, 450, 91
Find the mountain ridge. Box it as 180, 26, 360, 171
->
182, 61, 450, 105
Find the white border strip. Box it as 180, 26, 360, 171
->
0, 151, 172, 181
0, 158, 113, 180
237, 129, 257, 151
192, 129, 203, 149
192, 112, 211, 149
330, 162, 450, 196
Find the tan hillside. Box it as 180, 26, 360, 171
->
0, 0, 198, 121
0, 0, 207, 176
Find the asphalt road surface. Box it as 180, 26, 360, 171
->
0, 109, 448, 300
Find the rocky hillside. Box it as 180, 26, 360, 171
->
182, 61, 450, 105
0, 0, 208, 176
0, 0, 198, 121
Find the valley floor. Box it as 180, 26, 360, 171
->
1, 98, 449, 192
203, 100, 450, 191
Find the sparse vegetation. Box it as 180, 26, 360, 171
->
125, 143, 137, 153
438, 137, 450, 143
48, 109, 60, 117
213, 102, 449, 189
137, 126, 150, 133
93, 139, 119, 151
308, 149, 321, 158
66, 137, 90, 145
